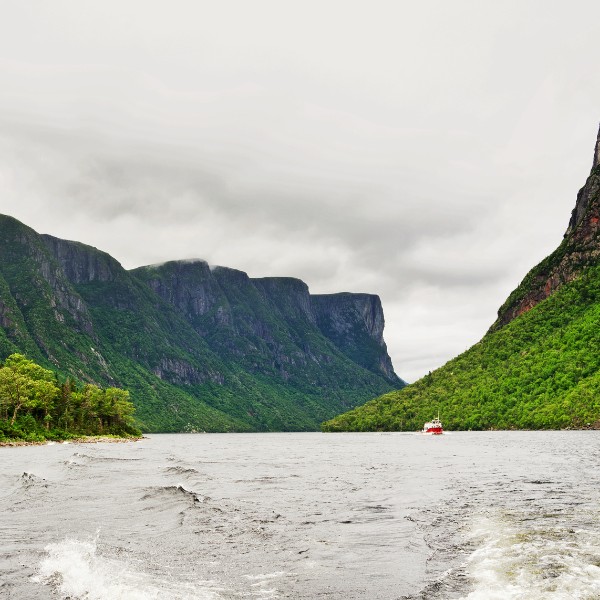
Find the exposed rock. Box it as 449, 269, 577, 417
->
493, 124, 600, 330
253, 277, 315, 324
0, 299, 12, 329
135, 260, 401, 384
42, 235, 122, 284
133, 260, 233, 331
312, 293, 401, 383
152, 357, 224, 386
0, 216, 94, 336
594, 122, 600, 170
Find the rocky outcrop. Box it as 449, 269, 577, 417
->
0, 300, 11, 329
0, 216, 94, 337
42, 235, 122, 284
594, 122, 600, 171
133, 259, 401, 384
151, 357, 224, 386
493, 125, 600, 330
312, 293, 401, 383
133, 260, 233, 332
253, 277, 316, 324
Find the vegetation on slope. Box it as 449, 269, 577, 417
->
0, 354, 141, 442
492, 163, 600, 330
322, 263, 600, 431
0, 215, 401, 433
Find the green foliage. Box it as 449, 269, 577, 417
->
0, 354, 140, 442
0, 215, 401, 433
323, 263, 600, 432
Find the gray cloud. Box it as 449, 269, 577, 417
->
0, 1, 599, 381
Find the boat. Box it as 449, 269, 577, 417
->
422, 413, 443, 435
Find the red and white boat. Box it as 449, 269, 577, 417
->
422, 414, 443, 435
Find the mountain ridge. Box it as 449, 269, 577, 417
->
0, 214, 403, 432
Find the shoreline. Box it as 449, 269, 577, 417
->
0, 436, 145, 448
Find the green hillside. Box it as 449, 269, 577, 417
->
323, 126, 600, 432
0, 215, 402, 432
323, 264, 600, 431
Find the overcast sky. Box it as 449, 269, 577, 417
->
1, 1, 599, 382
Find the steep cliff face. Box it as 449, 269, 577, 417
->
0, 215, 403, 432
312, 293, 402, 384
135, 260, 402, 385
253, 277, 315, 324
132, 260, 233, 333
0, 218, 94, 337
493, 125, 600, 330
42, 235, 122, 284
0, 215, 104, 376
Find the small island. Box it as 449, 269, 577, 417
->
0, 354, 141, 445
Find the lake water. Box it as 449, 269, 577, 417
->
1, 432, 599, 599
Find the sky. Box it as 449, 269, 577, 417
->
0, 1, 599, 382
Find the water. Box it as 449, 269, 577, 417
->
1, 432, 599, 599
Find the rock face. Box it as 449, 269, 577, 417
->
42, 235, 122, 284
0, 216, 94, 342
134, 261, 402, 386
135, 260, 233, 332
493, 124, 600, 330
0, 215, 403, 432
593, 123, 600, 171
312, 293, 399, 382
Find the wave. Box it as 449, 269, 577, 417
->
70, 452, 141, 462
140, 484, 208, 505
457, 515, 600, 599
20, 471, 49, 490
35, 534, 222, 600
164, 466, 200, 476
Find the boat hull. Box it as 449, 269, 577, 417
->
423, 427, 443, 435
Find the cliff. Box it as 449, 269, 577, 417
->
0, 216, 403, 432
133, 261, 401, 385
312, 293, 400, 383
493, 125, 600, 330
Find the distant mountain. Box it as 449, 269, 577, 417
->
323, 124, 600, 432
0, 215, 403, 432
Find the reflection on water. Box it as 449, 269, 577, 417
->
1, 432, 599, 599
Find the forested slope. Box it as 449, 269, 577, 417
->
323, 125, 600, 432
0, 215, 402, 432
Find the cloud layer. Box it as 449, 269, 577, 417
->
1, 1, 599, 380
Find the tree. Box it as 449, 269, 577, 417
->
0, 365, 35, 425
0, 354, 57, 425
33, 379, 59, 430
0, 353, 140, 440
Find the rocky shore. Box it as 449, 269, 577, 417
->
0, 436, 144, 448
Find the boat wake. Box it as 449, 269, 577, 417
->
458, 514, 600, 599
404, 473, 600, 600
35, 533, 222, 600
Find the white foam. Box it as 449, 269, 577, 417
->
243, 572, 289, 598
36, 535, 221, 600
243, 572, 287, 581
459, 516, 600, 600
